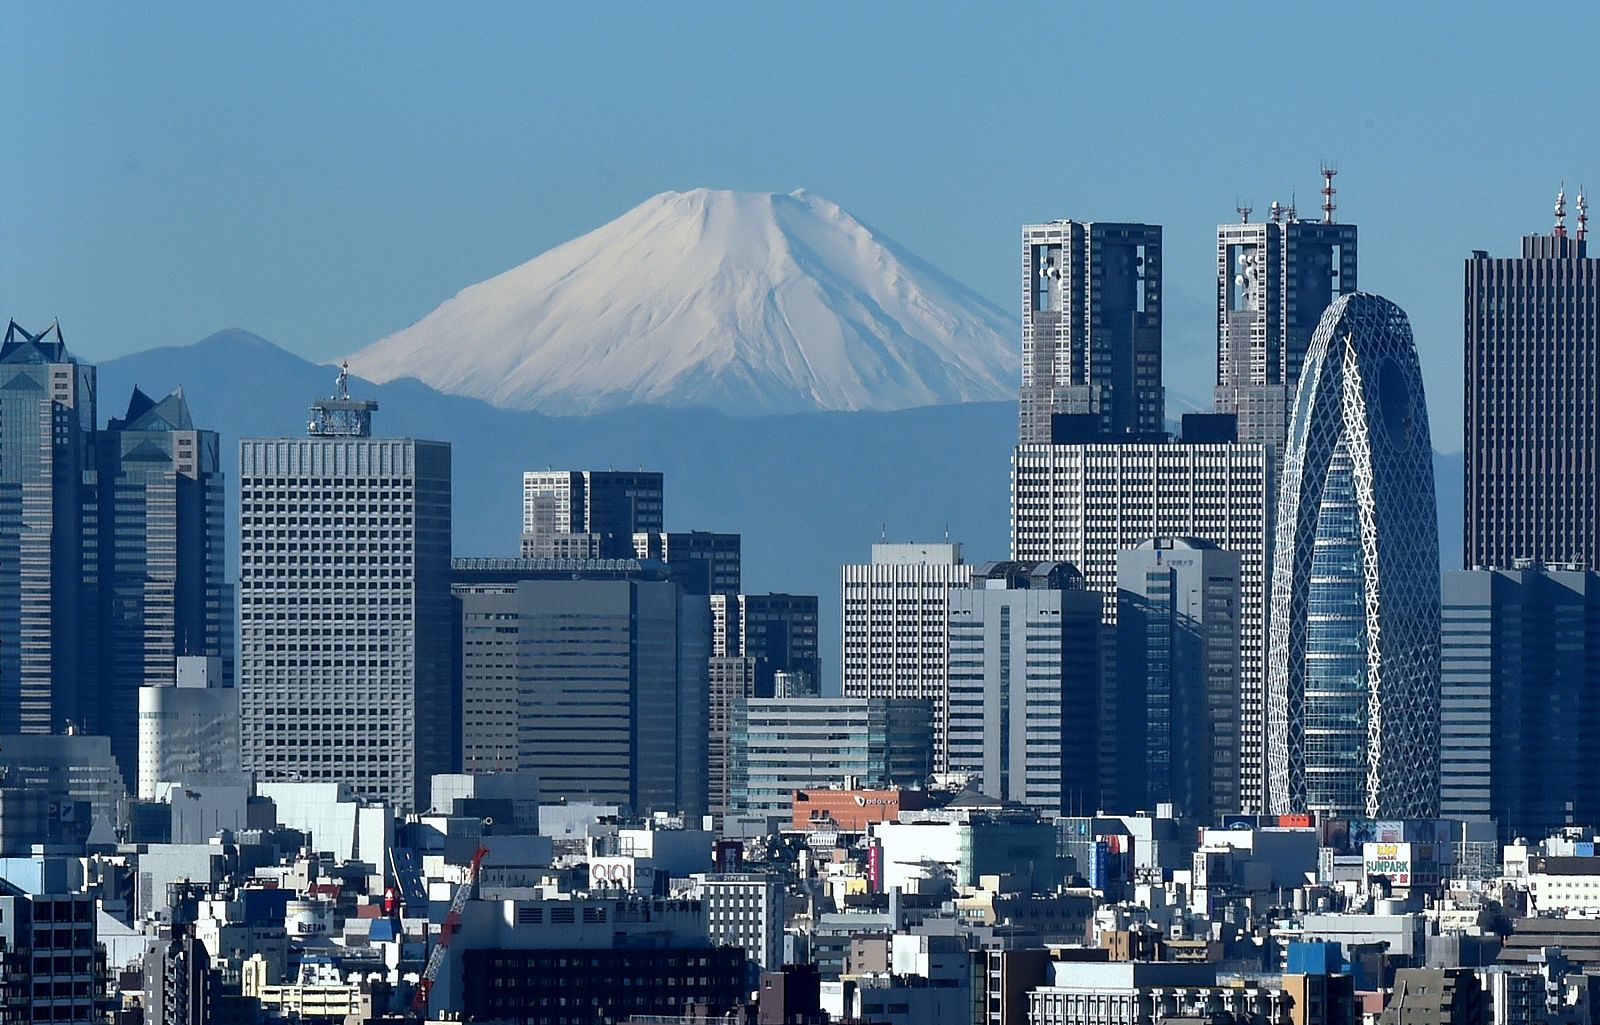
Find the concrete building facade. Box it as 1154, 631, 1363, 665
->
238, 379, 454, 812
1464, 220, 1599, 572
1011, 434, 1272, 809
841, 543, 970, 770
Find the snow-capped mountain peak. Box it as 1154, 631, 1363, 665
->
344, 188, 1018, 415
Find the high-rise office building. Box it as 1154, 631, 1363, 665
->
1215, 185, 1358, 450
1116, 539, 1242, 820
452, 558, 709, 818
1464, 198, 1600, 571
1440, 567, 1600, 838
1019, 221, 1163, 443
95, 387, 229, 784
841, 543, 971, 770
0, 323, 228, 788
1266, 293, 1440, 819
521, 470, 664, 558
634, 530, 741, 595
1011, 426, 1272, 810
0, 320, 98, 741
945, 562, 1101, 815
707, 592, 820, 817
238, 371, 454, 812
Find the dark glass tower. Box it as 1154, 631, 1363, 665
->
0, 321, 98, 739
1019, 221, 1163, 443
1464, 201, 1600, 571
1215, 206, 1357, 450
94, 387, 230, 784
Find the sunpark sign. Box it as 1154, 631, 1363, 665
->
1364, 842, 1412, 886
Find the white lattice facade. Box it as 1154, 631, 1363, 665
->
1266, 293, 1440, 818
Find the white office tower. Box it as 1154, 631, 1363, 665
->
946, 562, 1101, 815
841, 543, 971, 769
238, 370, 453, 812
137, 655, 239, 800
1011, 431, 1272, 810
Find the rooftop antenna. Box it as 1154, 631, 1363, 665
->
1287, 191, 1299, 222
1319, 163, 1338, 224
1269, 200, 1283, 225
335, 360, 351, 400
880, 522, 886, 543
1555, 181, 1569, 238
1236, 201, 1253, 224
1578, 186, 1589, 242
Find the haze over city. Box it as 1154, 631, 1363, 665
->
1, 6, 1598, 1024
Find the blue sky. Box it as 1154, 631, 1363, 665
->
4, 3, 1597, 448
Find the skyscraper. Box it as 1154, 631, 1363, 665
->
1116, 538, 1243, 821
1215, 182, 1357, 450
946, 562, 1101, 815
1464, 194, 1600, 571
238, 370, 454, 811
1440, 567, 1600, 838
841, 542, 970, 770
1011, 425, 1272, 810
0, 320, 98, 740
452, 558, 709, 818
95, 387, 229, 784
1266, 293, 1440, 819
521, 470, 664, 558
707, 592, 820, 818
1019, 221, 1163, 444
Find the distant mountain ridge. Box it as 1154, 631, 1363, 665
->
344, 188, 1020, 415
97, 329, 1465, 685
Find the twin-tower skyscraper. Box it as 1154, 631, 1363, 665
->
1011, 176, 1443, 818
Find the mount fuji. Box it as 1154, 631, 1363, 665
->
344, 188, 1019, 415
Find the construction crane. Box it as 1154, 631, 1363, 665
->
411, 843, 489, 1016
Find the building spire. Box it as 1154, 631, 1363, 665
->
1576, 185, 1587, 242
1555, 181, 1568, 238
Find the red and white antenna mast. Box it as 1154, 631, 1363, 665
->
1577, 186, 1588, 242
1319, 163, 1338, 224
1555, 182, 1569, 238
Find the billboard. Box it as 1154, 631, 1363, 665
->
1363, 842, 1412, 886
589, 856, 655, 893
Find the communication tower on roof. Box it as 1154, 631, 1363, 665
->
1555, 182, 1569, 238
1320, 164, 1338, 224
308, 360, 379, 437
